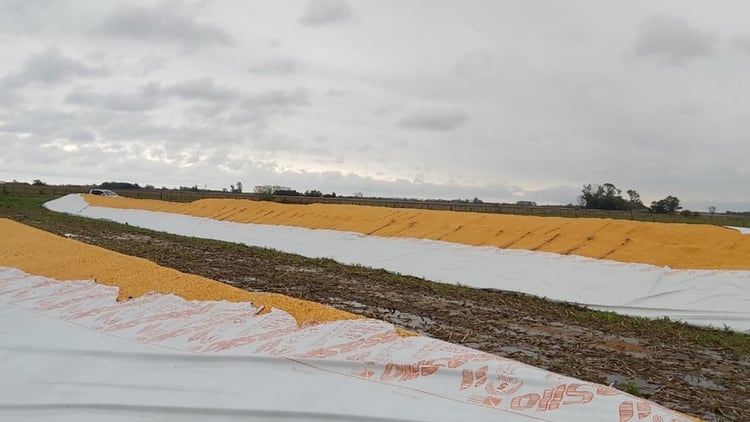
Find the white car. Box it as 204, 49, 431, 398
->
88, 189, 119, 197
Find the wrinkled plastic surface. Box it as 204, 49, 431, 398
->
0, 267, 692, 421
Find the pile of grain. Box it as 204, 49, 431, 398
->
0, 218, 357, 324
85, 195, 750, 270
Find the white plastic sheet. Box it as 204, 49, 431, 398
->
727, 226, 750, 235
45, 194, 750, 332
0, 267, 692, 421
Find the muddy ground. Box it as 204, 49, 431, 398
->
2, 199, 748, 421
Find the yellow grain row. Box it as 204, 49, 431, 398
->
0, 218, 358, 324
85, 195, 750, 270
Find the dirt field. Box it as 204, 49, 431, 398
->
2, 193, 748, 421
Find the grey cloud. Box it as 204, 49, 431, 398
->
732, 36, 750, 55
64, 78, 238, 112
299, 0, 355, 27
672, 103, 702, 117
0, 89, 20, 107
398, 110, 467, 131
98, 117, 236, 147
64, 128, 96, 143
372, 105, 395, 116
0, 0, 75, 35
0, 103, 236, 155
248, 58, 302, 75
0, 108, 95, 146
98, 4, 230, 48
230, 89, 310, 125
1, 141, 70, 170
65, 84, 161, 112
0, 0, 50, 31
634, 15, 717, 64
454, 51, 494, 78
0, 108, 74, 136
242, 88, 310, 109
161, 78, 238, 102
184, 103, 230, 120
1, 48, 106, 88
325, 88, 353, 97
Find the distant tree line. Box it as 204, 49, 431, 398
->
578, 183, 683, 214
16, 178, 735, 216
253, 185, 336, 198
230, 182, 243, 193
99, 181, 142, 190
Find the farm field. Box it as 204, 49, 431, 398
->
1, 191, 749, 420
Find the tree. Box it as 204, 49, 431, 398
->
254, 185, 271, 195
708, 206, 716, 214
578, 183, 629, 210
274, 189, 301, 196
626, 189, 646, 210
254, 185, 290, 195
651, 195, 681, 214
32, 179, 46, 186
230, 182, 243, 193
100, 181, 141, 190
304, 189, 322, 197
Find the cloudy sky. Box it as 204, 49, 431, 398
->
1, 0, 749, 211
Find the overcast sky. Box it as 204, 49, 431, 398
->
1, 1, 749, 211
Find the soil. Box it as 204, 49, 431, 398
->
3, 206, 749, 421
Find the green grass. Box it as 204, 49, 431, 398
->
621, 380, 642, 397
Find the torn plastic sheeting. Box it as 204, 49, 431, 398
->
0, 267, 693, 422
44, 194, 750, 333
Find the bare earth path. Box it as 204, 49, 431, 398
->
2, 196, 748, 421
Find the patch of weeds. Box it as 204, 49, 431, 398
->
621, 381, 642, 397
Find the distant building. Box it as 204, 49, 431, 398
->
515, 201, 537, 207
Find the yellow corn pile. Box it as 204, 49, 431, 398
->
0, 218, 358, 324
85, 195, 750, 270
